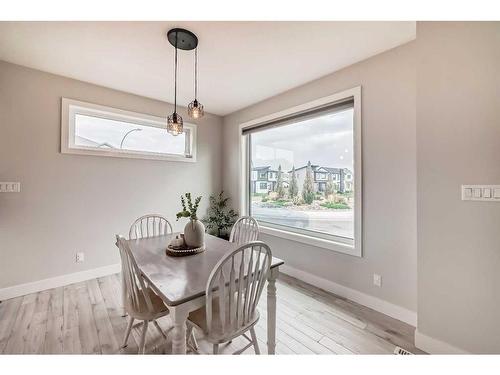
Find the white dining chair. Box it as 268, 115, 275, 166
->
124, 215, 172, 318
188, 241, 272, 354
229, 216, 260, 245
116, 235, 198, 354
115, 235, 170, 354
129, 214, 173, 240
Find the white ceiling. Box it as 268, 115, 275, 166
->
0, 22, 415, 116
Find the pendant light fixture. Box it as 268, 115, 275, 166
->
166, 28, 199, 136
188, 47, 204, 119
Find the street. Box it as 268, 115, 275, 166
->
251, 205, 354, 239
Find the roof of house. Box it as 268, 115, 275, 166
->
75, 135, 115, 149
318, 166, 353, 174
253, 166, 279, 173
290, 164, 319, 173
289, 165, 353, 174
318, 167, 342, 174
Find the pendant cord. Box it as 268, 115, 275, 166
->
195, 47, 198, 100
174, 31, 178, 113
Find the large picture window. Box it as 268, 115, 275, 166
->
61, 98, 196, 162
241, 88, 361, 256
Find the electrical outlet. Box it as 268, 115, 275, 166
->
76, 252, 85, 263
373, 274, 382, 287
0, 182, 21, 193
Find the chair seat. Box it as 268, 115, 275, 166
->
188, 298, 260, 343
125, 287, 169, 320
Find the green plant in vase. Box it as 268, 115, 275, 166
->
176, 193, 204, 248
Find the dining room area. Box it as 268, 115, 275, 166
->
2, 4, 500, 373
0, 19, 422, 356
0, 209, 419, 355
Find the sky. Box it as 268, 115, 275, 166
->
74, 114, 185, 154
251, 108, 354, 172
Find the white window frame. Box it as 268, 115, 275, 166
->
238, 86, 362, 257
61, 98, 197, 162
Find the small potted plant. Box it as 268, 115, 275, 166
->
202, 191, 238, 240
176, 193, 204, 248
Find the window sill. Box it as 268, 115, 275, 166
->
62, 146, 196, 162
259, 225, 361, 257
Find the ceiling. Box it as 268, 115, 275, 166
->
0, 22, 415, 116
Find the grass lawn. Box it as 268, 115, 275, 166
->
264, 199, 289, 207
320, 201, 350, 209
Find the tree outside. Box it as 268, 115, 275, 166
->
325, 172, 335, 198
302, 161, 315, 204
276, 165, 286, 199
288, 166, 299, 198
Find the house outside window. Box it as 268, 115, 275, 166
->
241, 88, 362, 256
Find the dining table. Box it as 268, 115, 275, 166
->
126, 232, 284, 354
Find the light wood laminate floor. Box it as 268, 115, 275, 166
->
0, 273, 423, 354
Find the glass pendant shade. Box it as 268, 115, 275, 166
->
188, 99, 204, 119
188, 47, 204, 119
167, 112, 183, 136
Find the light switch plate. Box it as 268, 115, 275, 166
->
483, 188, 492, 198
473, 188, 482, 198
462, 185, 500, 202
0, 182, 21, 193
494, 188, 500, 199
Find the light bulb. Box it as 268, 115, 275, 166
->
167, 112, 183, 136
188, 99, 204, 119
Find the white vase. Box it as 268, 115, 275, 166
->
184, 219, 205, 248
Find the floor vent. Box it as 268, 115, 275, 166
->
394, 346, 413, 355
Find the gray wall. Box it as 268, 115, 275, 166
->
3, 23, 500, 352
416, 22, 500, 353
0, 61, 223, 288
222, 42, 417, 313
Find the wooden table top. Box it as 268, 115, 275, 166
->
127, 233, 284, 306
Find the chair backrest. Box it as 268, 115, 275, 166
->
229, 216, 260, 245
115, 235, 154, 314
129, 214, 173, 240
205, 241, 272, 339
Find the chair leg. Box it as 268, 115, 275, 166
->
153, 320, 167, 339
213, 344, 219, 355
122, 317, 134, 348
187, 326, 198, 351
192, 334, 199, 351
139, 320, 149, 354
250, 327, 260, 354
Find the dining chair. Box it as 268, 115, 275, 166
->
229, 216, 260, 245
115, 235, 170, 354
188, 241, 272, 354
125, 214, 172, 318
129, 214, 173, 240
115, 235, 198, 354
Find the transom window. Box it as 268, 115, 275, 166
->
61, 98, 197, 162
241, 88, 362, 256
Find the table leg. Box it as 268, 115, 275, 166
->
267, 267, 278, 355
170, 305, 189, 354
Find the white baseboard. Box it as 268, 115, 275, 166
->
279, 264, 418, 326
0, 263, 121, 301
414, 329, 469, 354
